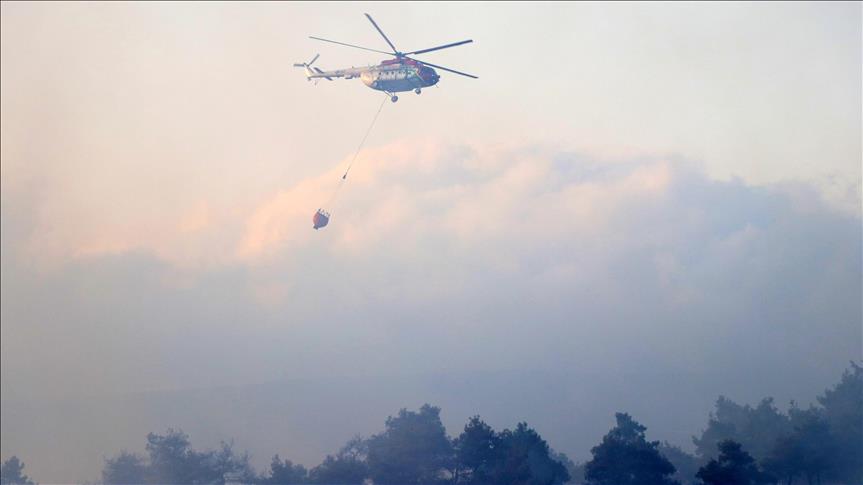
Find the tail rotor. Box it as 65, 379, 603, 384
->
293, 54, 320, 81
293, 53, 320, 68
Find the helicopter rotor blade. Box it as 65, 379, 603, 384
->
308, 53, 320, 66
364, 13, 399, 54
309, 36, 392, 55
405, 39, 473, 56
408, 57, 478, 79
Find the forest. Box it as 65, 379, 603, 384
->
2, 363, 860, 485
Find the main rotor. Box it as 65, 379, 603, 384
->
309, 13, 477, 79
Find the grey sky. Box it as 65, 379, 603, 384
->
1, 1, 861, 482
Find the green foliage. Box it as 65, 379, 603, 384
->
584, 413, 679, 485
693, 363, 862, 485
453, 416, 569, 485
262, 455, 308, 484
366, 404, 454, 485
498, 422, 571, 485
99, 407, 572, 485
308, 436, 368, 485
102, 428, 256, 485
102, 452, 147, 485
308, 454, 366, 485
817, 362, 863, 484
762, 433, 804, 485
658, 442, 700, 485
693, 397, 791, 464
696, 440, 776, 485
0, 457, 35, 485
454, 415, 501, 484
145, 429, 197, 484
767, 405, 834, 485
550, 451, 581, 485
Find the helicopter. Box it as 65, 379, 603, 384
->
295, 13, 476, 102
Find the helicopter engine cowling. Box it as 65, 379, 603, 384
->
361, 71, 377, 88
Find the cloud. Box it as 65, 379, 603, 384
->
238, 140, 678, 262
10, 138, 858, 343
2, 138, 860, 482
236, 138, 861, 378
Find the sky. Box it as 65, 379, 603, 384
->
1, 1, 861, 482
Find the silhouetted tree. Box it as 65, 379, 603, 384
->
763, 433, 804, 485
308, 435, 368, 484
309, 454, 366, 485
494, 422, 570, 485
102, 451, 147, 485
550, 451, 580, 485
696, 440, 776, 485
145, 429, 197, 484
366, 404, 453, 485
693, 397, 790, 464
584, 413, 679, 485
658, 442, 700, 485
787, 406, 833, 485
146, 430, 254, 483
453, 416, 501, 484
817, 362, 862, 484
262, 455, 308, 484
452, 416, 570, 485
0, 457, 35, 485
211, 441, 257, 484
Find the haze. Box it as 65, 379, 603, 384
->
1, 2, 861, 482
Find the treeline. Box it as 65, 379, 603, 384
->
97, 407, 571, 485
2, 363, 860, 485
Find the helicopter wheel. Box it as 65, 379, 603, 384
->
414, 88, 421, 95
391, 95, 399, 103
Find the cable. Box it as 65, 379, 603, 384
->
342, 93, 388, 180
323, 94, 389, 209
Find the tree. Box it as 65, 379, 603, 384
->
584, 413, 679, 485
549, 451, 581, 485
453, 417, 570, 485
817, 362, 862, 484
102, 452, 148, 485
453, 416, 501, 484
145, 428, 196, 484
366, 404, 454, 485
658, 442, 700, 485
309, 455, 366, 485
696, 440, 776, 485
788, 406, 833, 485
209, 441, 257, 484
263, 455, 308, 484
558, 458, 587, 485
693, 397, 790, 464
494, 422, 570, 485
141, 428, 255, 484
309, 436, 368, 484
763, 434, 804, 485
0, 457, 35, 485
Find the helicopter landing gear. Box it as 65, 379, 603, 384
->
414, 88, 421, 95
390, 95, 399, 103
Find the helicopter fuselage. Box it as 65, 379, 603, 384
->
362, 59, 440, 92
306, 58, 440, 93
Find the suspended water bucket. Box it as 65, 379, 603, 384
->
313, 209, 330, 230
